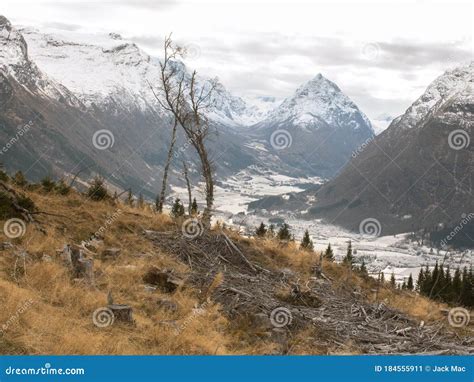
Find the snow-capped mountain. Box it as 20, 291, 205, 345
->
251, 74, 374, 178
20, 27, 262, 126
391, 64, 473, 131
298, 63, 474, 235
263, 73, 373, 133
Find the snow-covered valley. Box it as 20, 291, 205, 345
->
170, 167, 472, 285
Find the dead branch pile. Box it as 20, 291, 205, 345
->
145, 229, 473, 355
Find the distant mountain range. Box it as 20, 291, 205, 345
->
0, 16, 374, 197
254, 63, 473, 238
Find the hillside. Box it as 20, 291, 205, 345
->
0, 177, 472, 355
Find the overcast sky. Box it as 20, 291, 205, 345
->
2, 0, 473, 123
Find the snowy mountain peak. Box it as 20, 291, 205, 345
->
395, 63, 473, 130
0, 16, 29, 67
264, 73, 373, 132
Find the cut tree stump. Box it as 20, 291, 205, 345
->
107, 304, 134, 324
62, 244, 94, 284
142, 267, 183, 293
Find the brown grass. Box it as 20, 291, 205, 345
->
0, 185, 467, 354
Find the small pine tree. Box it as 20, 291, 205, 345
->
191, 197, 198, 215
390, 272, 396, 288
255, 222, 267, 237
87, 176, 109, 201
324, 243, 334, 261
171, 198, 185, 218
300, 229, 314, 251
407, 273, 414, 290
41, 176, 56, 192
379, 272, 385, 284
277, 223, 291, 241
359, 261, 368, 277
13, 171, 27, 187
401, 280, 407, 290
343, 240, 354, 267
416, 268, 424, 291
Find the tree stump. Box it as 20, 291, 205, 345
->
107, 304, 134, 324
142, 267, 183, 293
62, 244, 94, 284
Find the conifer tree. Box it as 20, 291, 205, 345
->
300, 229, 314, 251
255, 222, 267, 237
342, 240, 354, 267
452, 267, 462, 303
390, 272, 396, 288
191, 197, 198, 215
324, 243, 334, 261
416, 268, 424, 291
171, 198, 185, 218
277, 223, 291, 241
407, 273, 414, 290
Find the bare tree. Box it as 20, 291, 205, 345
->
152, 114, 177, 213
182, 160, 192, 215
150, 34, 216, 226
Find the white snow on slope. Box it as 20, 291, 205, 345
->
19, 27, 265, 125
263, 73, 373, 132
395, 63, 474, 129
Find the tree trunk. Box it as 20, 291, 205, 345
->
195, 139, 213, 227
157, 119, 178, 213
182, 160, 193, 215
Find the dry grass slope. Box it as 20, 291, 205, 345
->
0, 186, 471, 355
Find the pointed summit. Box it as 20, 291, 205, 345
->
266, 73, 372, 133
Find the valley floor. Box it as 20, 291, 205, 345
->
171, 169, 473, 286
